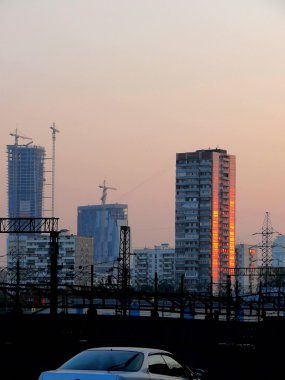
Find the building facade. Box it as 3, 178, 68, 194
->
272, 235, 285, 267
7, 233, 94, 286
175, 148, 236, 293
235, 244, 258, 293
7, 143, 46, 271
77, 204, 128, 274
132, 243, 175, 291
7, 144, 45, 219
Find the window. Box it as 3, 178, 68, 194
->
162, 355, 190, 378
60, 350, 144, 371
148, 354, 169, 376
148, 354, 191, 378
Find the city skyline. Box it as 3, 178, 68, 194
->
1, 1, 285, 262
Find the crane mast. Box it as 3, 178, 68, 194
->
50, 122, 60, 218
10, 128, 33, 146
99, 180, 117, 205
98, 180, 117, 264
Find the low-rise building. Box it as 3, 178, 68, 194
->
132, 243, 175, 291
235, 243, 258, 293
7, 233, 94, 286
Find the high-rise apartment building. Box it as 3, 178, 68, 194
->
7, 143, 46, 271
7, 233, 93, 287
77, 204, 128, 274
7, 143, 45, 219
175, 148, 236, 293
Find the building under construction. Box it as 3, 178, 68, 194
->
77, 180, 128, 278
7, 133, 45, 219
77, 203, 128, 275
7, 131, 45, 271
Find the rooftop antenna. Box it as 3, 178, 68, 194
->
50, 122, 60, 218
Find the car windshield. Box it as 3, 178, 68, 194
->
59, 350, 144, 372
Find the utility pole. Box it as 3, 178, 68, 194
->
226, 274, 232, 322
209, 275, 213, 319
117, 225, 131, 316
15, 259, 21, 314
180, 274, 185, 319
50, 230, 59, 316
90, 264, 94, 311
152, 272, 159, 318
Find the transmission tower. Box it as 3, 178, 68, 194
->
116, 226, 131, 316
252, 212, 283, 290
117, 225, 131, 290
253, 212, 276, 268
261, 212, 274, 267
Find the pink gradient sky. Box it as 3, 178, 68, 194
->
1, 1, 285, 263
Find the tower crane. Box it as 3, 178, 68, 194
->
98, 180, 117, 264
50, 122, 60, 218
99, 180, 117, 205
10, 128, 33, 146
50, 122, 60, 136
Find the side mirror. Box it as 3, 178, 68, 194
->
193, 368, 206, 380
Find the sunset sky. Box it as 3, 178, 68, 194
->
1, 1, 285, 262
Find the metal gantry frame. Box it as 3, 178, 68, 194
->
117, 225, 131, 316
0, 218, 58, 233
117, 225, 131, 290
1, 218, 285, 320
0, 217, 60, 315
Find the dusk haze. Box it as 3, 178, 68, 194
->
1, 0, 285, 262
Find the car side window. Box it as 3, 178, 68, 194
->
162, 355, 192, 378
149, 354, 170, 376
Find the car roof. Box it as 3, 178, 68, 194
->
87, 347, 172, 355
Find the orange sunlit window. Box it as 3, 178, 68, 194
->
212, 155, 219, 283
228, 157, 236, 269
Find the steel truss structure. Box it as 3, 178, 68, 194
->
223, 267, 285, 276
0, 217, 59, 233
0, 217, 60, 315
0, 281, 285, 322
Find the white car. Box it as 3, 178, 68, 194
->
38, 346, 206, 380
